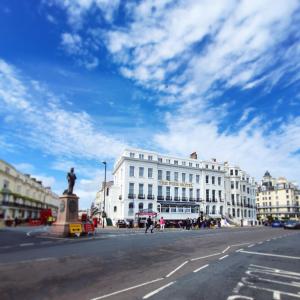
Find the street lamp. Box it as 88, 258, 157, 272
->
102, 161, 107, 228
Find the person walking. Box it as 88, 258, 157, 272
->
159, 217, 165, 231
145, 216, 153, 233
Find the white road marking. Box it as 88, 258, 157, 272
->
35, 257, 53, 262
232, 282, 244, 293
166, 261, 188, 278
247, 284, 300, 298
248, 244, 255, 248
240, 250, 300, 260
236, 248, 244, 252
266, 239, 271, 242
230, 242, 250, 247
142, 281, 175, 299
89, 278, 164, 300
191, 252, 222, 261
20, 243, 34, 247
258, 242, 263, 244
222, 246, 230, 253
219, 255, 229, 260
273, 290, 281, 300
193, 264, 209, 273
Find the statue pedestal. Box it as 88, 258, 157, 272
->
51, 194, 80, 237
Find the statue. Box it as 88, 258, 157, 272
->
63, 167, 77, 195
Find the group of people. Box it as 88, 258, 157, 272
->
145, 216, 165, 233
179, 217, 221, 229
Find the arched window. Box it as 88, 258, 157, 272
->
139, 202, 143, 211
148, 203, 153, 211
206, 205, 209, 215
114, 206, 117, 212
129, 202, 134, 209
128, 202, 134, 216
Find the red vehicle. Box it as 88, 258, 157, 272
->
40, 209, 53, 225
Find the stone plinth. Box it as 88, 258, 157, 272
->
51, 194, 80, 237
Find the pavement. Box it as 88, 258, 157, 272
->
0, 226, 299, 300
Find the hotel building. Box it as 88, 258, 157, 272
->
0, 159, 59, 222
95, 149, 257, 226
256, 171, 300, 220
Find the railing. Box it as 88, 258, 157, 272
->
181, 197, 188, 201
147, 195, 155, 200
174, 196, 180, 201
166, 196, 172, 201
196, 198, 201, 202
189, 197, 195, 201
1, 201, 43, 210
138, 194, 145, 199
128, 194, 136, 199
157, 195, 164, 200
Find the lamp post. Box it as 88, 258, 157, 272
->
102, 161, 107, 228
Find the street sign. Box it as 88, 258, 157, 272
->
69, 223, 82, 235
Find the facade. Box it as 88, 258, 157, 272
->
0, 159, 59, 221
95, 149, 257, 226
256, 171, 300, 220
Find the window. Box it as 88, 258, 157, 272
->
158, 170, 162, 180
148, 184, 153, 195
148, 203, 153, 211
182, 161, 186, 166
212, 190, 215, 201
174, 187, 179, 197
235, 181, 239, 189
148, 155, 153, 161
148, 168, 153, 178
182, 173, 186, 182
158, 186, 163, 196
129, 166, 135, 177
129, 183, 134, 195
243, 185, 246, 192
139, 167, 144, 177
212, 176, 215, 185
158, 157, 162, 163
139, 154, 144, 160
212, 165, 215, 170
166, 171, 171, 181
114, 206, 117, 212
230, 169, 233, 176
189, 162, 192, 167
130, 152, 135, 158
166, 159, 171, 164
174, 160, 178, 165
139, 203, 143, 211
182, 188, 186, 198
235, 170, 238, 176
129, 202, 134, 209
196, 164, 199, 168
189, 188, 193, 198
206, 189, 209, 201
174, 172, 178, 182
189, 174, 193, 183
206, 175, 209, 184
196, 189, 200, 200
3, 180, 9, 189
219, 190, 222, 200
218, 166, 221, 171
247, 187, 250, 194
231, 182, 234, 189
218, 177, 221, 185
139, 184, 144, 195
196, 175, 200, 183
166, 186, 171, 196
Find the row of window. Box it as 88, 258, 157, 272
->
129, 166, 223, 185
129, 152, 222, 170
230, 181, 253, 193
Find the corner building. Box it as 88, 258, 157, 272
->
97, 149, 256, 225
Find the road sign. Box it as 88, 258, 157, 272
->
69, 223, 82, 235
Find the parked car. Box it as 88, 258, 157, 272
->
116, 220, 128, 228
271, 220, 283, 228
284, 220, 300, 229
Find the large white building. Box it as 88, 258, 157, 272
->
0, 159, 59, 223
95, 149, 257, 226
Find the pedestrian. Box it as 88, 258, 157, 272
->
145, 216, 153, 233
14, 216, 18, 227
159, 217, 165, 231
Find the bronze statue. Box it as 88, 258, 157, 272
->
64, 167, 77, 195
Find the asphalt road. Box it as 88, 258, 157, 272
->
0, 226, 299, 300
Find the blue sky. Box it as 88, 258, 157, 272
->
0, 0, 300, 208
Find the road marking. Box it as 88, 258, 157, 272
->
191, 252, 222, 261
90, 278, 164, 300
193, 264, 209, 273
219, 255, 229, 260
166, 261, 188, 278
20, 243, 34, 247
248, 244, 255, 248
266, 239, 271, 242
142, 281, 175, 299
230, 242, 250, 247
236, 248, 244, 252
222, 246, 230, 253
35, 257, 53, 262
240, 250, 300, 260
258, 242, 263, 244
247, 284, 300, 298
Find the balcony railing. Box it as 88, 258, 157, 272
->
166, 195, 172, 201
147, 195, 155, 200
128, 194, 136, 199
1, 201, 44, 210
189, 197, 195, 202
138, 194, 145, 199
174, 196, 180, 201
157, 195, 164, 200
181, 197, 188, 201
196, 198, 201, 202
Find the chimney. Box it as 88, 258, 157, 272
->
190, 152, 198, 159
212, 158, 217, 162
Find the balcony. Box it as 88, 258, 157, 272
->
196, 198, 201, 202
174, 196, 180, 201
206, 198, 211, 202
189, 197, 195, 202
166, 195, 172, 201
157, 195, 164, 201
147, 195, 155, 200
138, 194, 145, 199
128, 194, 136, 199
182, 197, 188, 201
212, 198, 217, 202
